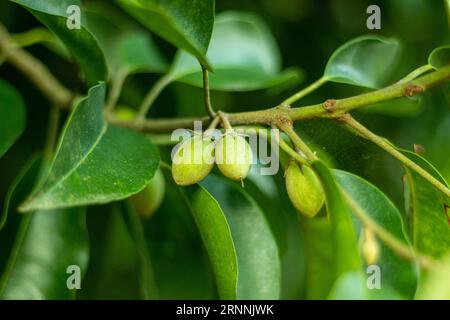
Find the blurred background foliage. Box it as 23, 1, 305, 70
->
0, 0, 449, 299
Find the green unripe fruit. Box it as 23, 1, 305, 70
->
215, 133, 252, 181
131, 169, 165, 219
361, 228, 380, 265
285, 161, 324, 218
172, 135, 215, 186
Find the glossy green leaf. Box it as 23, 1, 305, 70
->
334, 170, 418, 298
143, 177, 217, 299
117, 0, 214, 69
169, 11, 302, 91
121, 201, 158, 299
428, 45, 450, 70
198, 174, 281, 299
86, 9, 167, 76
77, 205, 146, 299
323, 35, 400, 88
9, 0, 107, 85
401, 150, 450, 258
0, 79, 26, 158
244, 172, 305, 300
19, 83, 160, 212
0, 208, 88, 299
301, 218, 335, 299
0, 157, 89, 300
118, 31, 168, 74
0, 155, 41, 267
312, 161, 361, 277
190, 186, 238, 299
1, 156, 41, 235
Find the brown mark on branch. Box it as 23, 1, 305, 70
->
404, 84, 424, 97
323, 99, 337, 112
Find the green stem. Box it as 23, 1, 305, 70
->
277, 134, 309, 165
0, 23, 72, 109
341, 114, 450, 198
277, 122, 317, 161
11, 28, 56, 48
44, 105, 60, 161
105, 68, 128, 112
137, 73, 173, 119
281, 76, 327, 106
202, 65, 216, 118
219, 112, 233, 130
207, 115, 221, 130
344, 193, 435, 270
115, 64, 450, 133
397, 64, 434, 84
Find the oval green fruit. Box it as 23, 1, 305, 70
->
361, 228, 380, 265
285, 161, 324, 218
131, 169, 165, 219
172, 135, 215, 186
215, 133, 252, 181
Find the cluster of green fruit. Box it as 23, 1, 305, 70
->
172, 130, 326, 219
172, 132, 252, 185
117, 107, 326, 221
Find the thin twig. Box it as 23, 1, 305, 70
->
344, 193, 436, 270
340, 114, 450, 198
397, 64, 434, 84
277, 121, 317, 161
137, 73, 173, 119
281, 76, 327, 106
202, 65, 216, 118
105, 68, 128, 112
0, 23, 72, 109
43, 105, 61, 161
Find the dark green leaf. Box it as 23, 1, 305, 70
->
428, 45, 450, 70
401, 150, 450, 258
19, 83, 160, 211
190, 186, 238, 299
143, 177, 217, 299
323, 35, 400, 88
334, 170, 418, 298
121, 201, 158, 299
86, 9, 167, 76
313, 161, 361, 277
198, 175, 281, 299
301, 218, 335, 299
0, 156, 40, 233
312, 161, 361, 277
0, 208, 88, 299
0, 157, 89, 299
10, 0, 107, 85
169, 11, 302, 91
117, 0, 214, 69
118, 31, 168, 74
0, 79, 26, 158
